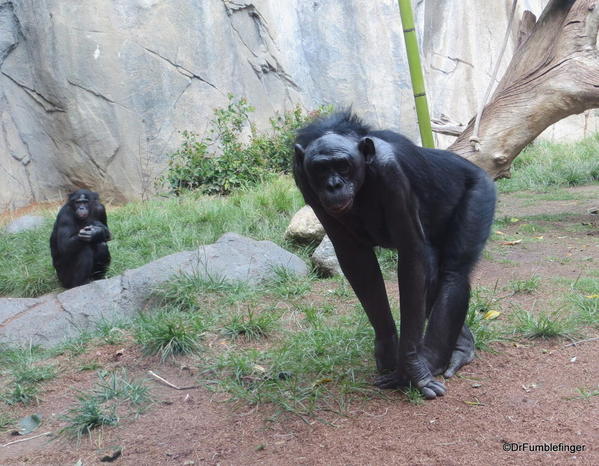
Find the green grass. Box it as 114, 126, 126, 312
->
511, 310, 575, 340
0, 176, 304, 298
571, 295, 599, 327
204, 304, 378, 418
51, 332, 94, 357
94, 317, 132, 346
60, 370, 151, 439
134, 308, 206, 360
222, 308, 281, 340
573, 386, 599, 400
0, 345, 57, 406
402, 386, 425, 405
507, 275, 541, 294
60, 393, 119, 439
92, 370, 151, 407
0, 412, 14, 432
498, 135, 599, 193
466, 287, 503, 351
268, 267, 313, 298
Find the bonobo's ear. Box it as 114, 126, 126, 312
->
294, 144, 305, 163
358, 137, 376, 164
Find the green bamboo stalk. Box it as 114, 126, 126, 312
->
397, 0, 435, 148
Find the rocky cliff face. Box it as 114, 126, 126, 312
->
0, 0, 592, 209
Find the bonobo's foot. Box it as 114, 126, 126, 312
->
443, 326, 475, 378
374, 333, 399, 374
374, 355, 446, 400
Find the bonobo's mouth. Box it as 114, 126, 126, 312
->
326, 199, 353, 215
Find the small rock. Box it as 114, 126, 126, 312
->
285, 206, 325, 244
99, 446, 122, 462
311, 235, 341, 277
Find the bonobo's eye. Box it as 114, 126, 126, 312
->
335, 160, 351, 177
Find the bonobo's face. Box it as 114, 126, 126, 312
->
68, 190, 92, 220
297, 134, 366, 215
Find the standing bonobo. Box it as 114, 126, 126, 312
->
50, 189, 112, 289
293, 112, 496, 399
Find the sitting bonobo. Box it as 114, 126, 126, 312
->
50, 189, 112, 289
293, 112, 496, 399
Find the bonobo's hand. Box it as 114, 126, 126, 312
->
375, 354, 446, 400
78, 226, 94, 242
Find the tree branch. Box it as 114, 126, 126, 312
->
449, 0, 599, 179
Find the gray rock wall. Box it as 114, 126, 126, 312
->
0, 0, 591, 210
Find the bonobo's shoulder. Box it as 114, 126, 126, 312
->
367, 131, 418, 165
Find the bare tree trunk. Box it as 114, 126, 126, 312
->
448, 0, 599, 179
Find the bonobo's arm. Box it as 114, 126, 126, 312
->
375, 170, 446, 399
78, 221, 111, 243
312, 206, 399, 374
55, 210, 86, 256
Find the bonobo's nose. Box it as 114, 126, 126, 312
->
327, 178, 343, 192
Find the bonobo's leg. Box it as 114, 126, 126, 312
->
423, 177, 495, 377
60, 247, 94, 288
376, 251, 446, 399
421, 268, 471, 376
92, 242, 111, 280
336, 242, 398, 373
444, 324, 475, 378
317, 214, 399, 374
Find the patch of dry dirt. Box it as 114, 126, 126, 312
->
1, 187, 598, 465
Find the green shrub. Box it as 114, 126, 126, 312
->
162, 94, 327, 195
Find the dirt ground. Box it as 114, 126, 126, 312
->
1, 186, 598, 465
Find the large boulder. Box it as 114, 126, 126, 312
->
0, 233, 307, 347
3, 0, 588, 211
4, 215, 46, 233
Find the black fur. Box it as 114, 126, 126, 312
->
50, 189, 111, 289
293, 112, 496, 399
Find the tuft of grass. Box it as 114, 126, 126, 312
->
134, 309, 206, 360
60, 394, 119, 440
157, 272, 255, 312
51, 332, 94, 357
60, 370, 151, 439
222, 308, 280, 341
498, 135, 599, 193
573, 386, 599, 400
297, 303, 335, 327
376, 248, 398, 278
330, 278, 353, 299
507, 275, 541, 294
0, 413, 14, 432
94, 318, 132, 346
268, 267, 313, 298
2, 383, 40, 406
402, 386, 425, 405
78, 362, 103, 372
93, 371, 151, 407
511, 310, 575, 339
466, 287, 503, 351
0, 345, 57, 405
570, 294, 599, 327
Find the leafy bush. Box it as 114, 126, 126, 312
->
162, 94, 327, 195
